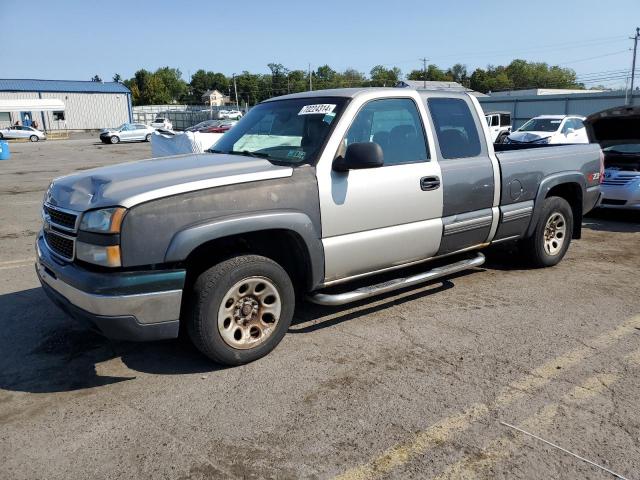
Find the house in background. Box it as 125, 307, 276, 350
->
201, 89, 231, 106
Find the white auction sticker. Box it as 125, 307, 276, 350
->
298, 104, 336, 115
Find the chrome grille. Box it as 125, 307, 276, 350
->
43, 203, 79, 232
44, 229, 75, 260
42, 203, 79, 260
602, 174, 639, 186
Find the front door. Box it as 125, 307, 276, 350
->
317, 96, 443, 284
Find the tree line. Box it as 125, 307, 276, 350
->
103, 59, 584, 106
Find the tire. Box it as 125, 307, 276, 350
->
110, 135, 120, 144
30, 135, 39, 142
496, 133, 508, 144
0, 133, 4, 139
521, 196, 573, 267
145, 133, 151, 142
187, 255, 295, 365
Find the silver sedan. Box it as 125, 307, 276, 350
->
0, 125, 47, 142
99, 123, 155, 144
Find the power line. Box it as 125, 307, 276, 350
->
558, 49, 630, 65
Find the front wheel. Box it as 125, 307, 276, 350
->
521, 196, 573, 267
187, 255, 295, 365
30, 135, 39, 142
145, 133, 151, 142
110, 135, 120, 144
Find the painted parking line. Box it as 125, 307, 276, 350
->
334, 315, 640, 480
432, 373, 621, 480
433, 348, 640, 479
0, 259, 33, 271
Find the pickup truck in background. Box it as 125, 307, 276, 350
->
585, 105, 640, 210
37, 87, 602, 365
484, 111, 511, 143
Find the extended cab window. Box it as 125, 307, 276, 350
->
428, 98, 481, 159
342, 98, 428, 166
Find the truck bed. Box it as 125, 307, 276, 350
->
495, 143, 602, 207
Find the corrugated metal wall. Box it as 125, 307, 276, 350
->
479, 91, 640, 128
0, 91, 130, 130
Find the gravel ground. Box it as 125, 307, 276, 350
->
0, 139, 639, 480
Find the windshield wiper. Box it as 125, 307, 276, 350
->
206, 148, 225, 153
228, 150, 271, 159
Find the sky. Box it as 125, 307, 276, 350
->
2, 0, 639, 89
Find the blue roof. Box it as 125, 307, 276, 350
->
0, 79, 130, 94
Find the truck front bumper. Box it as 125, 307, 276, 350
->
36, 233, 186, 342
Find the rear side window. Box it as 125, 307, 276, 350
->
500, 113, 511, 126
343, 98, 429, 166
428, 98, 481, 159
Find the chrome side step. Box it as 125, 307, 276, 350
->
308, 253, 485, 306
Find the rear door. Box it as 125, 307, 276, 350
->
133, 124, 147, 140
316, 92, 443, 284
425, 95, 497, 255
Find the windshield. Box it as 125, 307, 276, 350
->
213, 97, 348, 165
603, 144, 640, 154
519, 118, 562, 132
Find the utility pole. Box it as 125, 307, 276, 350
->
232, 73, 239, 110
419, 57, 429, 89
309, 63, 313, 91
629, 27, 639, 105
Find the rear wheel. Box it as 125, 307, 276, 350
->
110, 135, 120, 144
145, 133, 151, 142
187, 255, 295, 365
29, 135, 38, 142
521, 196, 573, 267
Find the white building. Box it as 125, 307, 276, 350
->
201, 89, 230, 106
0, 79, 132, 131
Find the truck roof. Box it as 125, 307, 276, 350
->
263, 87, 470, 102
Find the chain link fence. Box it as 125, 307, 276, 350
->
132, 105, 243, 131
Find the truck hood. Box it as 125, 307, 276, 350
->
508, 131, 554, 143
45, 153, 293, 211
584, 105, 640, 148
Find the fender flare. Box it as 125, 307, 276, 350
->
164, 210, 325, 290
526, 172, 586, 238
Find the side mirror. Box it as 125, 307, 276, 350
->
333, 142, 384, 172
565, 127, 575, 135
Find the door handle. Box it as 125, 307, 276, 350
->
420, 176, 440, 191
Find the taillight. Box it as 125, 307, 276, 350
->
599, 150, 605, 184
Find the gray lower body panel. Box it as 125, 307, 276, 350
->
493, 200, 534, 242
437, 208, 493, 255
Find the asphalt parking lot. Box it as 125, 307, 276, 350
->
0, 138, 639, 480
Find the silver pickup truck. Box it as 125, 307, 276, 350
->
37, 88, 602, 365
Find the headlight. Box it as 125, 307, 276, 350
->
79, 207, 126, 233
76, 242, 121, 267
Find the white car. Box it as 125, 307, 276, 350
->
217, 110, 243, 120
506, 115, 589, 145
99, 123, 155, 144
484, 111, 511, 143
150, 117, 173, 130
0, 125, 47, 142
585, 106, 640, 210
